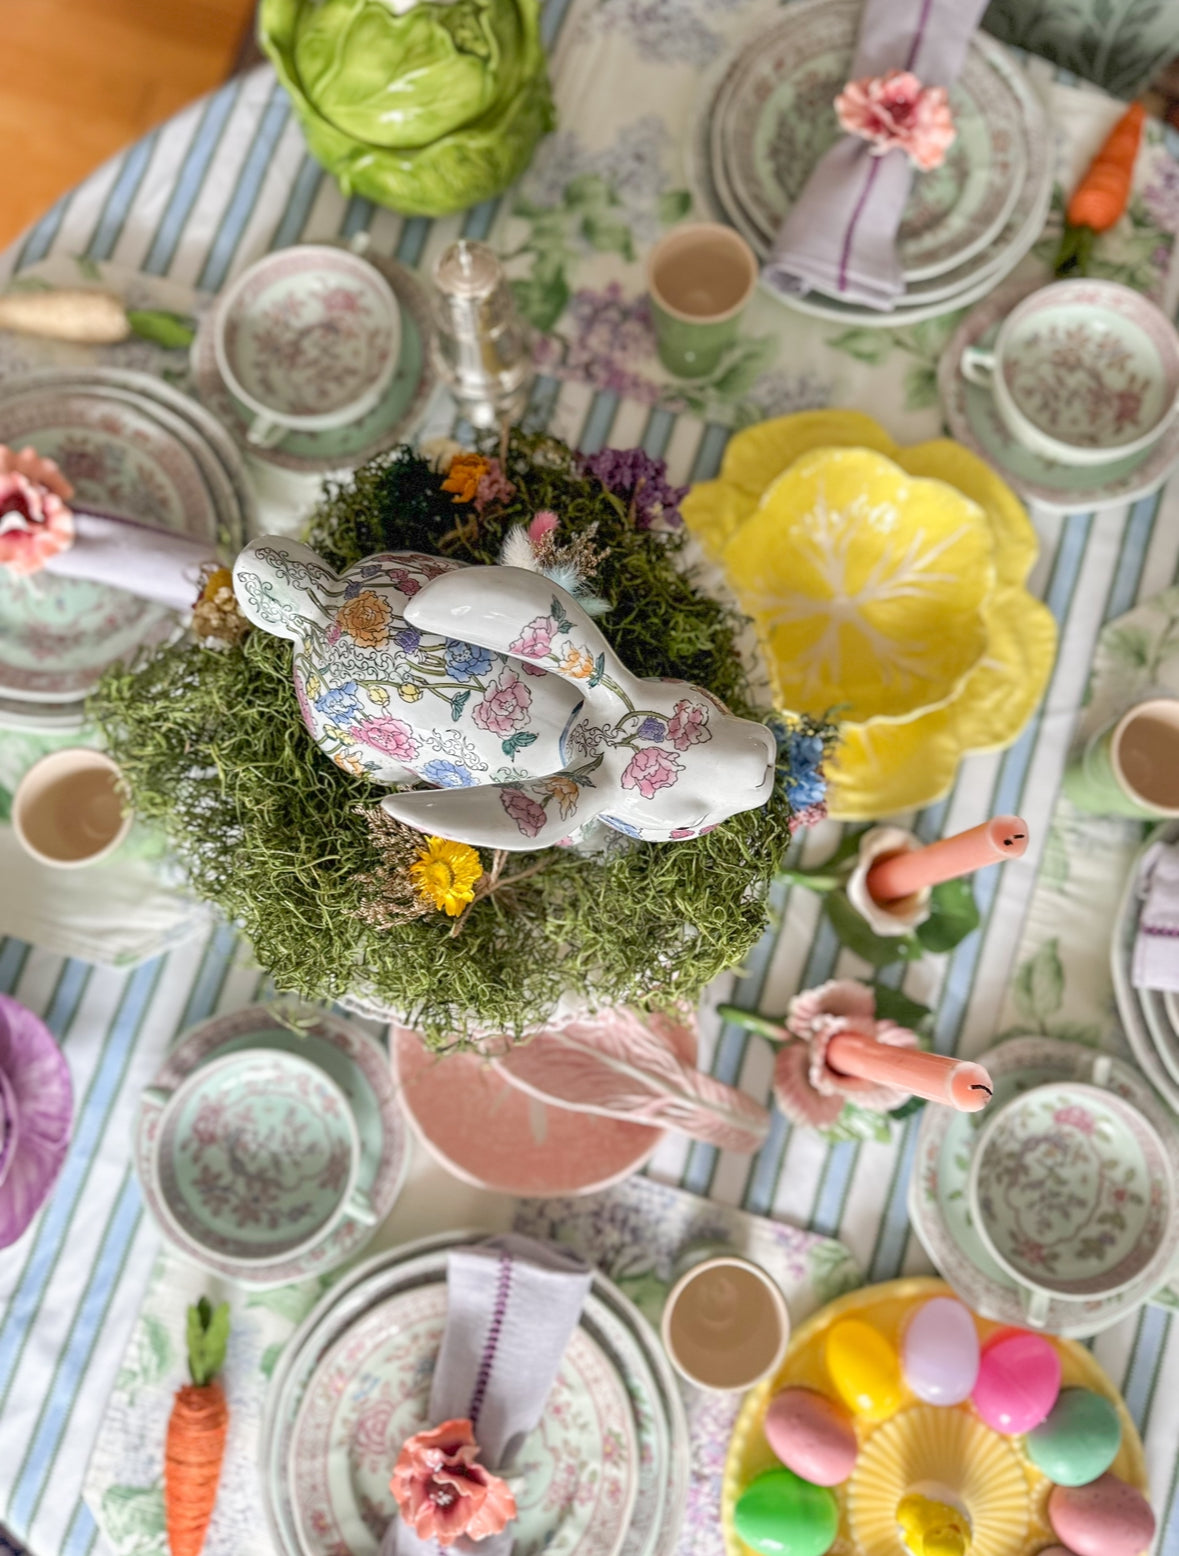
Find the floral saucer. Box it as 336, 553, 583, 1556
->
392, 1022, 696, 1197
940, 279, 1179, 513
135, 1004, 407, 1286
909, 1035, 1179, 1336
290, 1281, 639, 1556
192, 250, 435, 477
0, 993, 73, 1249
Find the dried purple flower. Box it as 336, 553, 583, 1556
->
579, 446, 688, 531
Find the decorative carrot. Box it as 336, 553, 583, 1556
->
1055, 102, 1147, 277
164, 1298, 230, 1556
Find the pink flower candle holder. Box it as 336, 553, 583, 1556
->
772, 979, 920, 1127
846, 826, 931, 936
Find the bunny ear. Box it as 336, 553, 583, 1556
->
232, 538, 340, 640
405, 565, 617, 690
381, 777, 608, 853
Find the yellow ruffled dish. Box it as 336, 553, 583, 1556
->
683, 412, 1057, 819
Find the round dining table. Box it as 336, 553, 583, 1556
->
4, 3, 1179, 1554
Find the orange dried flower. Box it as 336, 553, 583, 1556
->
442, 453, 491, 504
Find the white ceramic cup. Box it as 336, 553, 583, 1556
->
12, 748, 132, 869
660, 1251, 790, 1391
146, 1048, 376, 1270
214, 244, 401, 448
960, 279, 1179, 466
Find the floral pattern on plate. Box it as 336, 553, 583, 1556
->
0, 386, 219, 699
156, 1052, 357, 1261
290, 1283, 638, 1556
972, 1083, 1169, 1294
135, 1005, 407, 1287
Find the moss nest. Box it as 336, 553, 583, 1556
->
91, 434, 831, 1045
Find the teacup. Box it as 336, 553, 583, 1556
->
967, 1081, 1174, 1324
214, 244, 401, 448
660, 1249, 790, 1390
960, 280, 1179, 466
1063, 697, 1179, 818
12, 748, 132, 869
147, 1049, 376, 1268
647, 224, 757, 380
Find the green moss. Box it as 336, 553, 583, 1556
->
91, 435, 829, 1045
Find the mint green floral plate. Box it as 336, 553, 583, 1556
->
968, 1081, 1172, 1299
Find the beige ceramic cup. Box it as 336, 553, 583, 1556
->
647, 224, 758, 379
661, 1252, 790, 1391
12, 749, 131, 868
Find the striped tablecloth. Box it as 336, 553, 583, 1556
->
4, 1, 1179, 1553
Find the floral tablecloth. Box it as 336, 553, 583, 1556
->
4, 1, 1179, 1554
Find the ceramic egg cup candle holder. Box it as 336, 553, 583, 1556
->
214, 245, 401, 448
961, 280, 1179, 467
723, 1278, 1155, 1556
966, 1081, 1175, 1329
145, 1048, 376, 1270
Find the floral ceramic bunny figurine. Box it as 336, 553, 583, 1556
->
232, 537, 776, 850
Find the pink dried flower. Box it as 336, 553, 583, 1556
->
835, 70, 956, 171
474, 458, 516, 514
390, 1419, 516, 1547
528, 509, 559, 544
0, 447, 76, 577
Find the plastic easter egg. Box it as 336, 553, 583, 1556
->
764, 1388, 857, 1486
1028, 1388, 1122, 1486
971, 1328, 1060, 1435
902, 1297, 980, 1405
1048, 1473, 1157, 1556
825, 1318, 903, 1421
734, 1466, 839, 1556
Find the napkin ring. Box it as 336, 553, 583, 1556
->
390, 1418, 517, 1547
834, 68, 956, 171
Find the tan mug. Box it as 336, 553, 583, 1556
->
647, 224, 757, 379
12, 749, 132, 868
660, 1250, 790, 1391
1063, 697, 1179, 818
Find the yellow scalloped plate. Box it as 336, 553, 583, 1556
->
724, 448, 994, 724
721, 1278, 1149, 1556
681, 413, 1058, 819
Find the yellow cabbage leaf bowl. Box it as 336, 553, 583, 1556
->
683, 411, 1058, 819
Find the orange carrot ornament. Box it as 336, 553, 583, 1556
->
1055, 101, 1147, 277
164, 1298, 230, 1556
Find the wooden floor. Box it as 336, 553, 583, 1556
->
3, 0, 257, 249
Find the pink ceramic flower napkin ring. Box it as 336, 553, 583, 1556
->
390, 1419, 517, 1547
0, 444, 76, 576
834, 69, 956, 171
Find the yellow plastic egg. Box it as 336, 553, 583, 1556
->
825, 1319, 904, 1421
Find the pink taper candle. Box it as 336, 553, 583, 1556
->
866, 815, 1029, 905
825, 1030, 993, 1112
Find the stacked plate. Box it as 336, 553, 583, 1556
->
909, 1034, 1179, 1337
261, 1232, 689, 1556
1112, 819, 1179, 1113
0, 367, 251, 733
134, 1005, 408, 1288
690, 0, 1054, 325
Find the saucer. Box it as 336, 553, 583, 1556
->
969, 1081, 1172, 1299
192, 251, 435, 477
909, 1034, 1179, 1335
939, 279, 1179, 513
0, 993, 73, 1249
151, 1049, 365, 1268
135, 1004, 407, 1286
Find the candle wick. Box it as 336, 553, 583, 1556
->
969, 1083, 993, 1096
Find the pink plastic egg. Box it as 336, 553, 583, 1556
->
764, 1388, 858, 1486
902, 1297, 979, 1405
1048, 1473, 1156, 1556
972, 1329, 1061, 1435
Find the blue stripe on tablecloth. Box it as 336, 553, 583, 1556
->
1122, 1304, 1171, 1431
689, 424, 730, 481
527, 374, 562, 425
196, 81, 292, 291
540, 0, 577, 48
15, 194, 74, 271
60, 1499, 96, 1556
142, 78, 245, 276
0, 958, 163, 1407
8, 1172, 142, 1530
397, 220, 431, 269
85, 134, 161, 261
463, 201, 501, 241
340, 196, 376, 239
580, 392, 621, 452
641, 409, 675, 457
272, 155, 324, 249
0, 942, 30, 992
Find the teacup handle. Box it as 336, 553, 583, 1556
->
346, 1185, 379, 1227
1021, 1285, 1050, 1328
246, 414, 287, 450
142, 1084, 172, 1109
960, 346, 997, 387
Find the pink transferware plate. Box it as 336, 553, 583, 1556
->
391, 1022, 697, 1197
290, 1280, 639, 1556
0, 993, 74, 1248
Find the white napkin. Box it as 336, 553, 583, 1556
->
1133, 840, 1179, 990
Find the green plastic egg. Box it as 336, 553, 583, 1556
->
1028, 1388, 1122, 1487
734, 1466, 839, 1556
